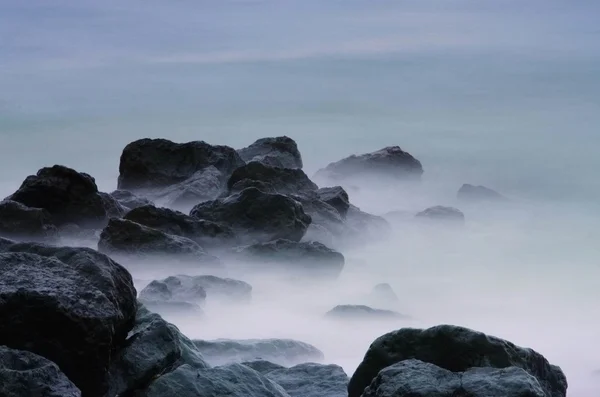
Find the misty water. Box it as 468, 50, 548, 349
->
2, 0, 600, 395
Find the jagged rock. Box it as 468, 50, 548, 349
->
314, 146, 423, 183
326, 305, 406, 321
191, 275, 252, 303
243, 360, 286, 374
237, 136, 303, 169
347, 324, 568, 397
0, 245, 137, 397
124, 205, 236, 249
111, 189, 154, 210
227, 162, 317, 196
139, 363, 291, 397
192, 338, 324, 367
0, 200, 58, 242
118, 138, 244, 191
0, 346, 81, 397
230, 239, 344, 278
107, 303, 207, 397
415, 206, 465, 223
265, 363, 349, 397
229, 179, 277, 195
458, 184, 508, 202
190, 188, 311, 244
152, 166, 224, 212
317, 186, 350, 218
5, 165, 114, 228
98, 191, 128, 219
360, 359, 547, 397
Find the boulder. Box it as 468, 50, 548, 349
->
346, 205, 392, 242
110, 189, 154, 210
191, 275, 252, 303
415, 206, 465, 223
98, 191, 128, 219
325, 305, 406, 321
243, 360, 286, 374
139, 276, 207, 305
458, 184, 508, 202
152, 166, 224, 212
368, 283, 399, 308
0, 245, 137, 397
265, 363, 349, 397
0, 200, 58, 242
190, 188, 311, 244
5, 165, 114, 228
0, 346, 81, 397
237, 136, 303, 169
124, 205, 236, 249
317, 186, 350, 218
347, 324, 568, 397
227, 162, 318, 196
229, 179, 277, 195
360, 359, 547, 397
192, 338, 324, 367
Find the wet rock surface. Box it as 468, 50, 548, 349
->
227, 162, 318, 196
0, 200, 58, 242
237, 136, 303, 169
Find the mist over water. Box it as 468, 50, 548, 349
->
2, 0, 600, 395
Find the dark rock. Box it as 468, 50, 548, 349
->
301, 224, 337, 247
347, 324, 568, 397
0, 245, 137, 397
98, 191, 128, 219
237, 136, 303, 169
326, 305, 406, 321
124, 205, 236, 249
6, 165, 113, 228
139, 276, 207, 304
361, 359, 547, 397
230, 239, 344, 279
265, 363, 349, 397
192, 338, 324, 367
415, 206, 465, 223
118, 138, 244, 191
243, 360, 286, 374
458, 184, 508, 202
152, 166, 224, 212
0, 346, 81, 397
227, 162, 318, 196
317, 186, 350, 218
191, 275, 252, 303
190, 188, 311, 244
0, 200, 58, 242
111, 189, 154, 210
229, 179, 277, 195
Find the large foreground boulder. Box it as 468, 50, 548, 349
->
5, 165, 115, 228
227, 162, 317, 196
458, 183, 508, 202
0, 244, 137, 397
0, 346, 81, 397
0, 200, 58, 242
237, 136, 303, 169
264, 363, 349, 397
118, 138, 244, 191
347, 324, 568, 397
190, 188, 311, 244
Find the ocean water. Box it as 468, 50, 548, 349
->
1, 0, 600, 394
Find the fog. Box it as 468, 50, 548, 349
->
1, 0, 600, 395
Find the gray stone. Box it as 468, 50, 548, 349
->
415, 205, 465, 223
0, 200, 58, 242
237, 136, 303, 169
317, 186, 350, 218
265, 363, 348, 397
227, 162, 317, 196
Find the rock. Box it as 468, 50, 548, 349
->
98, 218, 221, 266
360, 359, 547, 397
315, 146, 423, 183
139, 276, 208, 304
192, 275, 252, 303
237, 136, 303, 169
227, 162, 318, 196
111, 189, 154, 210
98, 191, 128, 219
139, 363, 291, 397
140, 301, 204, 321
190, 188, 311, 244
347, 324, 568, 397
0, 200, 58, 242
415, 206, 465, 223
325, 305, 406, 321
0, 237, 15, 251
124, 205, 236, 249
230, 239, 344, 279
301, 224, 337, 247
152, 166, 224, 212
346, 205, 392, 242
317, 186, 350, 218
107, 303, 207, 397
229, 179, 277, 195
192, 338, 324, 367
0, 245, 137, 397
458, 184, 508, 202
368, 283, 399, 306
0, 346, 81, 397
265, 363, 349, 397
5, 165, 113, 228
118, 138, 244, 191
243, 360, 286, 374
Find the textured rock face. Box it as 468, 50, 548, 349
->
227, 162, 318, 196
118, 138, 244, 191
265, 363, 349, 397
6, 165, 114, 228
192, 338, 324, 367
190, 188, 311, 244
317, 186, 350, 218
458, 184, 507, 202
0, 346, 82, 397
347, 325, 568, 397
110, 189, 154, 210
237, 136, 303, 169
152, 166, 225, 211
415, 206, 465, 223
0, 200, 58, 242
0, 244, 137, 397
325, 305, 406, 321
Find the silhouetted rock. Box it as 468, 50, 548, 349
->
458, 184, 507, 202
326, 305, 406, 321
348, 324, 568, 397
317, 186, 350, 218
6, 165, 114, 228
118, 138, 244, 191
125, 205, 237, 249
111, 189, 154, 210
237, 136, 303, 169
190, 188, 311, 244
265, 363, 349, 397
0, 200, 58, 242
192, 338, 324, 367
415, 206, 465, 223
0, 245, 136, 397
369, 283, 399, 306
0, 346, 81, 397
361, 359, 547, 397
152, 166, 224, 212
227, 162, 317, 196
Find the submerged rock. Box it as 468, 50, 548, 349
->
317, 186, 350, 218
458, 183, 508, 202
237, 136, 303, 169
0, 346, 81, 397
326, 305, 406, 321
227, 161, 318, 195
111, 189, 154, 210
265, 363, 349, 397
415, 206, 465, 223
347, 324, 568, 397
0, 200, 58, 242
